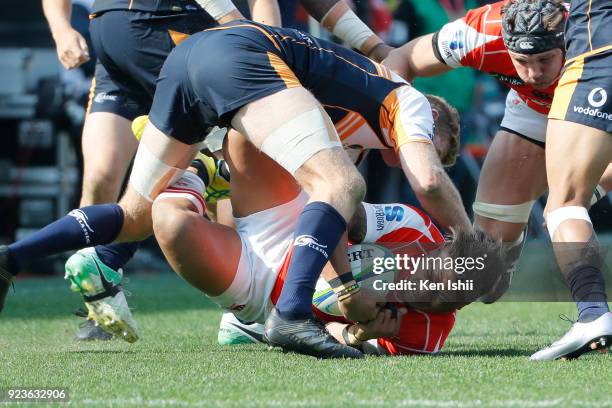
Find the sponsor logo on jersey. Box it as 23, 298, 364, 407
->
588, 88, 608, 108
93, 92, 118, 104
294, 235, 328, 258
296, 31, 314, 46
374, 204, 385, 231
68, 209, 94, 244
492, 73, 524, 86
384, 205, 404, 222
449, 31, 464, 50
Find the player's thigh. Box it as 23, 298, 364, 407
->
474, 130, 547, 240
224, 129, 302, 218
545, 119, 612, 209
546, 47, 612, 208
232, 87, 360, 205
152, 197, 242, 296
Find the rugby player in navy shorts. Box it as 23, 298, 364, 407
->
0, 18, 474, 358
24, 0, 385, 342
531, 0, 612, 360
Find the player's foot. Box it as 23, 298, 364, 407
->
74, 315, 114, 341
263, 308, 364, 359
218, 312, 264, 345
190, 153, 231, 204
0, 245, 14, 313
65, 248, 139, 343
530, 312, 612, 361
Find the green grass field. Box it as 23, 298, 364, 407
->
1, 272, 611, 408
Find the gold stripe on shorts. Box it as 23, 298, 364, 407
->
549, 56, 585, 120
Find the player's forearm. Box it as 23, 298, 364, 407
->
414, 173, 471, 231
248, 0, 281, 26
42, 0, 73, 39
383, 34, 452, 81
301, 0, 387, 60
399, 143, 471, 231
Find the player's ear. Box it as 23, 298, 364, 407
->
431, 108, 440, 122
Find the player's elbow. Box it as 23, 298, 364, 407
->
412, 168, 445, 197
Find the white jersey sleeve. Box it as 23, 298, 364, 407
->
387, 86, 435, 149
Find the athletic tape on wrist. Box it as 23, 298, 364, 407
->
342, 325, 363, 346
194, 0, 237, 20
131, 142, 185, 202
546, 206, 592, 239
328, 271, 355, 289
322, 2, 376, 52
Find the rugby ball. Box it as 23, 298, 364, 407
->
312, 243, 396, 317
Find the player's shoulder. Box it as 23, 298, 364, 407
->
462, 1, 504, 35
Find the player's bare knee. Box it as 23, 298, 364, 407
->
152, 199, 197, 248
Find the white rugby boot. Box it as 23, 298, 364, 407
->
217, 312, 264, 345
530, 312, 612, 360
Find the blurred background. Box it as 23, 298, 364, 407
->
0, 0, 610, 276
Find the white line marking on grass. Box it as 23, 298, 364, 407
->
74, 398, 612, 408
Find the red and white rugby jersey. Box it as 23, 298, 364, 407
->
433, 1, 564, 114
314, 203, 457, 356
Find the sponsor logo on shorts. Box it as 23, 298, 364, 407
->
572, 105, 612, 121
588, 88, 608, 108
68, 209, 94, 244
294, 235, 328, 258
572, 88, 611, 121
93, 92, 118, 104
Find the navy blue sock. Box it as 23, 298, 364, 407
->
567, 265, 609, 322
276, 202, 347, 320
8, 204, 125, 273
95, 242, 140, 271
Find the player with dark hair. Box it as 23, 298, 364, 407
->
383, 0, 612, 303
531, 0, 612, 360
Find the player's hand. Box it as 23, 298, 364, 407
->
353, 306, 407, 340
368, 43, 394, 63
338, 288, 380, 323
54, 28, 90, 69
